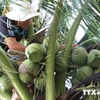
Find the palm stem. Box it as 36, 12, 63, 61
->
63, 13, 82, 63
45, 0, 63, 100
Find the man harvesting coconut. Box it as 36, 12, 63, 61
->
0, 0, 40, 52
0, 1, 41, 100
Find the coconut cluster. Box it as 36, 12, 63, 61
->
18, 43, 46, 86
70, 46, 100, 85
18, 37, 60, 90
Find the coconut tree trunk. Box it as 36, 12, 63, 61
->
45, 0, 63, 100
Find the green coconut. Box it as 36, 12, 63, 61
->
55, 56, 67, 72
87, 49, 100, 68
25, 43, 46, 62
35, 77, 45, 90
76, 65, 93, 81
0, 75, 12, 92
18, 59, 40, 84
18, 59, 40, 76
19, 73, 34, 84
71, 46, 88, 66
43, 36, 60, 52
34, 72, 45, 90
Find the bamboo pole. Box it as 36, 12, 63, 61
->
45, 0, 63, 100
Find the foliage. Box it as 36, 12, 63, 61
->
0, 0, 100, 100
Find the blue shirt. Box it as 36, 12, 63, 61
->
0, 16, 27, 44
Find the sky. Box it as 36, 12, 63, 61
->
34, 0, 86, 42
32, 0, 86, 42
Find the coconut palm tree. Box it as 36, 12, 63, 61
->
0, 0, 100, 100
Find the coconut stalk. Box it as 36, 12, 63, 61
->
54, 4, 82, 98
24, 0, 34, 40
55, 10, 82, 98
55, 71, 67, 97
59, 13, 82, 92
45, 0, 63, 100
0, 46, 33, 100
63, 13, 82, 63
27, 23, 34, 40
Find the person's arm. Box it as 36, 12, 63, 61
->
4, 37, 26, 52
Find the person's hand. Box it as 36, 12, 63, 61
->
72, 44, 79, 48
11, 84, 33, 100
60, 44, 79, 49
12, 89, 20, 100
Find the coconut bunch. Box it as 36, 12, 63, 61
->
71, 46, 100, 69
18, 37, 63, 94
43, 37, 67, 73
18, 37, 61, 90
70, 46, 100, 84
17, 42, 47, 85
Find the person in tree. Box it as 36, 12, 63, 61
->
0, 1, 40, 100
0, 0, 40, 52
